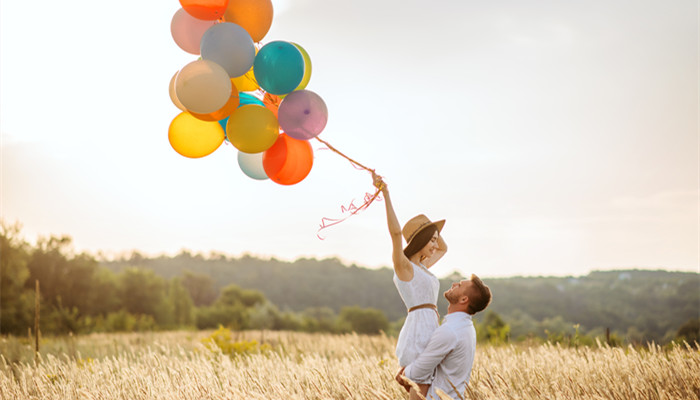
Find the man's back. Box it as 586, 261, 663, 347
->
404, 312, 476, 400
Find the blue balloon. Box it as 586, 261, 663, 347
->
218, 116, 229, 134
200, 23, 255, 78
253, 41, 304, 95
238, 92, 264, 107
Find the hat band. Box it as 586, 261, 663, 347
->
406, 221, 433, 244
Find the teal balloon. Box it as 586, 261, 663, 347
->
253, 41, 304, 95
219, 116, 229, 138
238, 92, 264, 107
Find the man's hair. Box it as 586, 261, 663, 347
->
466, 274, 491, 315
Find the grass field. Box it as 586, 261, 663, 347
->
1, 330, 699, 399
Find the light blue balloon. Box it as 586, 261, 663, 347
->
237, 151, 269, 180
253, 41, 304, 95
201, 23, 255, 78
238, 92, 264, 107
219, 117, 229, 139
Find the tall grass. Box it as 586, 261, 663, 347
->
1, 330, 698, 399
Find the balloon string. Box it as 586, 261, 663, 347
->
314, 136, 384, 239
256, 96, 383, 238
314, 137, 373, 172
317, 188, 383, 240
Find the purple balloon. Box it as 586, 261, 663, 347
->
278, 90, 328, 140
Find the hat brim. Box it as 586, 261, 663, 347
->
433, 219, 446, 234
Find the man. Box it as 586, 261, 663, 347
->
396, 274, 492, 400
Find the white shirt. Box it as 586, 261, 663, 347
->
404, 312, 476, 400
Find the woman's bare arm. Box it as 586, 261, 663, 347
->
373, 172, 413, 281
422, 235, 447, 268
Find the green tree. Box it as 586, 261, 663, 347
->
196, 303, 249, 330
249, 303, 279, 330
0, 221, 33, 334
181, 270, 218, 306
676, 318, 699, 345
88, 268, 120, 316
119, 268, 168, 324
301, 307, 337, 332
26, 235, 102, 316
168, 277, 195, 327
217, 284, 265, 308
195, 284, 267, 330
338, 306, 389, 335
477, 311, 510, 344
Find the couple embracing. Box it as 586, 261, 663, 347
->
373, 173, 492, 400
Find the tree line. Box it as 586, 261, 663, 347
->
102, 247, 699, 345
1, 223, 393, 336
2, 222, 698, 345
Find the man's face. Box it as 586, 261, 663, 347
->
443, 279, 473, 304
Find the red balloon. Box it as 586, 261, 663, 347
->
180, 0, 229, 20
263, 134, 313, 185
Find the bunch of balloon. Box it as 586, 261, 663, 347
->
168, 0, 328, 187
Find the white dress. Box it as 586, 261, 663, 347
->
393, 261, 440, 368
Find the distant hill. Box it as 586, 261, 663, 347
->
101, 254, 699, 342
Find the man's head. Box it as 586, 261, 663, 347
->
443, 274, 492, 315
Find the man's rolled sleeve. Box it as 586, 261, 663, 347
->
404, 326, 455, 384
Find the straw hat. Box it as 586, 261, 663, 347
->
402, 214, 445, 246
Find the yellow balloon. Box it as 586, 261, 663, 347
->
232, 67, 259, 92
226, 105, 279, 153
168, 112, 225, 158
292, 43, 312, 91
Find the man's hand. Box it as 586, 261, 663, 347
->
395, 367, 411, 393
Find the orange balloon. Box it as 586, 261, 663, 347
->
263, 134, 313, 185
191, 79, 240, 121
180, 0, 229, 20
263, 92, 281, 117
223, 0, 273, 42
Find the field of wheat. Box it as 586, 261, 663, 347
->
1, 330, 698, 400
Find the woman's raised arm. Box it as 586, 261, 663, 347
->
372, 172, 413, 281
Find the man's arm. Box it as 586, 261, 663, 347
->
404, 326, 456, 383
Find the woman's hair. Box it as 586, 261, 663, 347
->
403, 225, 438, 259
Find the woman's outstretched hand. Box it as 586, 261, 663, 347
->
371, 170, 385, 191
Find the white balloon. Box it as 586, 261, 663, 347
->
175, 59, 231, 114
201, 23, 256, 78
237, 151, 269, 180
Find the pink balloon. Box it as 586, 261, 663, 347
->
277, 90, 328, 140
171, 8, 217, 55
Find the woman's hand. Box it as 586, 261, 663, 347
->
395, 367, 411, 393
371, 170, 385, 191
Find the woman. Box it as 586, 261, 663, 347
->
372, 172, 447, 399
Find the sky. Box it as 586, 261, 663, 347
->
1, 0, 698, 279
